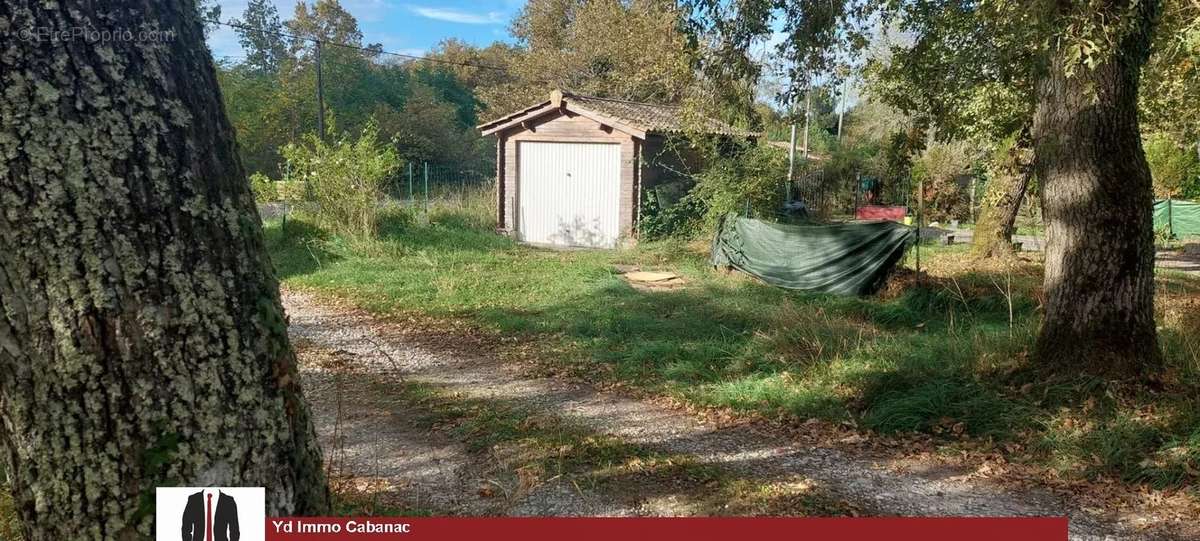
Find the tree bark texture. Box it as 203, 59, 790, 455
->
0, 2, 328, 539
973, 128, 1033, 258
1032, 1, 1161, 376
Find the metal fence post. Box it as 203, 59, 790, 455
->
424, 162, 429, 213
853, 173, 859, 218
315, 40, 325, 141
407, 162, 413, 207
916, 176, 924, 280
1168, 197, 1174, 239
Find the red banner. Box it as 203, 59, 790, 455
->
856, 205, 908, 221
266, 517, 1068, 540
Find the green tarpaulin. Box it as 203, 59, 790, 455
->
710, 214, 916, 296
1154, 199, 1200, 238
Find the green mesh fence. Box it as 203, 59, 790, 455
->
1154, 199, 1200, 238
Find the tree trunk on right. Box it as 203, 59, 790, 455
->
1032, 2, 1161, 377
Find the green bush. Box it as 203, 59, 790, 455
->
1145, 133, 1200, 199
275, 180, 310, 202
249, 172, 278, 203
689, 143, 789, 230
910, 141, 980, 223
637, 142, 787, 240
639, 190, 705, 240
282, 122, 400, 237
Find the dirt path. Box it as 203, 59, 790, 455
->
297, 337, 638, 517
298, 346, 481, 514
1156, 244, 1200, 274
285, 289, 1173, 539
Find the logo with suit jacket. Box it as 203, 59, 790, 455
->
156, 487, 265, 541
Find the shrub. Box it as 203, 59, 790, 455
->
637, 142, 787, 240
249, 172, 278, 203
1145, 133, 1200, 199
688, 143, 789, 230
911, 141, 980, 223
282, 122, 399, 237
275, 180, 310, 203
639, 189, 705, 240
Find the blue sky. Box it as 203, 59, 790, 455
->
207, 0, 525, 61
204, 1, 857, 111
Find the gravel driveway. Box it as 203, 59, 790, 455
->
284, 289, 1184, 539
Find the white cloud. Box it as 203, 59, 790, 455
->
343, 0, 391, 23
406, 5, 504, 25
372, 32, 426, 57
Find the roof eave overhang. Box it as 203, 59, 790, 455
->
475, 100, 551, 133
478, 102, 648, 139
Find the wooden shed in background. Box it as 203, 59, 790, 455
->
477, 90, 751, 248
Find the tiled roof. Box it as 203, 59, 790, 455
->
563, 93, 752, 137
478, 90, 756, 137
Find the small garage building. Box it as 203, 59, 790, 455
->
478, 90, 749, 248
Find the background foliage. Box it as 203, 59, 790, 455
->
1146, 134, 1200, 199
282, 122, 398, 237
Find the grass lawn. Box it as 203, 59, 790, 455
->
1, 203, 1192, 534
265, 204, 1200, 497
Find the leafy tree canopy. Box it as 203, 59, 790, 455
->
232, 0, 288, 74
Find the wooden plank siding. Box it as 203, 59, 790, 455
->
497, 110, 640, 242
495, 135, 504, 231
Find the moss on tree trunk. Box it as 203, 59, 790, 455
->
973, 128, 1033, 259
0, 2, 328, 539
1031, 1, 1162, 377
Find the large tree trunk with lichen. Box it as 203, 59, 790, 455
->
0, 2, 328, 539
1031, 1, 1161, 377
973, 128, 1034, 258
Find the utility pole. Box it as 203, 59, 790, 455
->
315, 40, 326, 140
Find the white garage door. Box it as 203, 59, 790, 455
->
518, 141, 621, 248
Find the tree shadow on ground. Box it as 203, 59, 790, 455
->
263, 219, 343, 280
268, 214, 1200, 493
377, 212, 516, 254
471, 266, 1041, 429
469, 265, 1199, 490
317, 365, 853, 517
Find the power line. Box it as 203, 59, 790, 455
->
206, 18, 508, 72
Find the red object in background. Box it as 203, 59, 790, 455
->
856, 205, 908, 221
266, 517, 1068, 541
